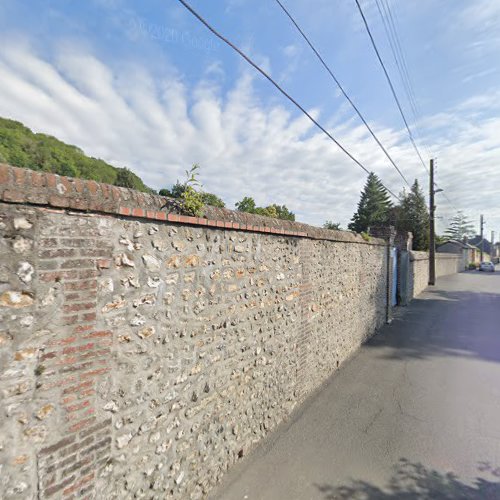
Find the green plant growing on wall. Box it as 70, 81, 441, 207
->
179, 164, 204, 217
159, 165, 225, 210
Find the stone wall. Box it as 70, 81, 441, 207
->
409, 251, 463, 297
0, 164, 389, 499
301, 239, 387, 394
410, 251, 430, 298
436, 253, 465, 277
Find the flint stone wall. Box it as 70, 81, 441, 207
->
0, 164, 390, 499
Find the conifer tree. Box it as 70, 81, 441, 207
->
348, 172, 392, 233
396, 179, 430, 250
444, 211, 475, 240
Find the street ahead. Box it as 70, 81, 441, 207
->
214, 267, 500, 499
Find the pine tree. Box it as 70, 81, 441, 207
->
348, 173, 392, 233
444, 212, 475, 240
395, 179, 430, 251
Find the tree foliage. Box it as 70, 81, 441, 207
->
323, 221, 342, 230
159, 165, 225, 209
0, 116, 152, 192
199, 191, 225, 208
235, 197, 256, 213
395, 179, 430, 251
444, 211, 475, 240
348, 173, 392, 233
235, 197, 295, 221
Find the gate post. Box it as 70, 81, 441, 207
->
369, 226, 396, 323
395, 231, 413, 306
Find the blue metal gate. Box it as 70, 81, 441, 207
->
391, 247, 398, 306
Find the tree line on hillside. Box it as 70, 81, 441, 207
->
0, 117, 151, 193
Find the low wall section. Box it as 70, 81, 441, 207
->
0, 165, 388, 499
410, 251, 464, 297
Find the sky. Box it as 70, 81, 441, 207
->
0, 0, 499, 237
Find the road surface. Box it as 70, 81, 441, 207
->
213, 268, 500, 499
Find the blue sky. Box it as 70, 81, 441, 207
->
0, 0, 499, 236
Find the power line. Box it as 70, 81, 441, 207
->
375, 0, 416, 118
273, 0, 411, 189
375, 0, 419, 127
176, 0, 400, 199
354, 0, 428, 174
374, 0, 433, 159
367, 0, 464, 212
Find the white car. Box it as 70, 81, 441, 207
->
479, 261, 495, 272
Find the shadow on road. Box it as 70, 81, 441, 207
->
315, 458, 500, 499
365, 288, 500, 363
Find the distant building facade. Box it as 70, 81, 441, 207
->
468, 235, 492, 260
437, 238, 480, 268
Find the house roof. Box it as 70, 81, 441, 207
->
463, 242, 478, 249
468, 236, 492, 253
438, 239, 472, 249
437, 239, 479, 251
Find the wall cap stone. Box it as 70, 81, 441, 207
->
0, 164, 386, 245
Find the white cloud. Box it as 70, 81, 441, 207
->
283, 44, 300, 58
0, 42, 499, 236
278, 43, 303, 84
461, 67, 497, 84
458, 0, 500, 32
452, 0, 500, 62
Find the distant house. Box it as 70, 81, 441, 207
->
437, 239, 479, 268
468, 235, 492, 258
493, 242, 500, 263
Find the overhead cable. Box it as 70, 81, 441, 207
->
374, 0, 432, 159
274, 0, 411, 189
354, 0, 428, 173
177, 0, 401, 199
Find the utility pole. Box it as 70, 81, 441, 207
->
429, 158, 436, 285
492, 231, 496, 262
480, 215, 485, 262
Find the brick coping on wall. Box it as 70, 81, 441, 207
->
0, 164, 385, 246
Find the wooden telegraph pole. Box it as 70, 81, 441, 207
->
480, 215, 485, 262
429, 159, 436, 285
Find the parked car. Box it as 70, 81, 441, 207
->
479, 261, 495, 272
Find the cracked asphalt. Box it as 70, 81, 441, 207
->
213, 268, 500, 499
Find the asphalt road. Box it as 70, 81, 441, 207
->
213, 268, 500, 499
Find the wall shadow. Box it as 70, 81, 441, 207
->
315, 458, 500, 499
365, 288, 500, 364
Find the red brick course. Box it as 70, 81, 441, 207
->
0, 163, 385, 245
